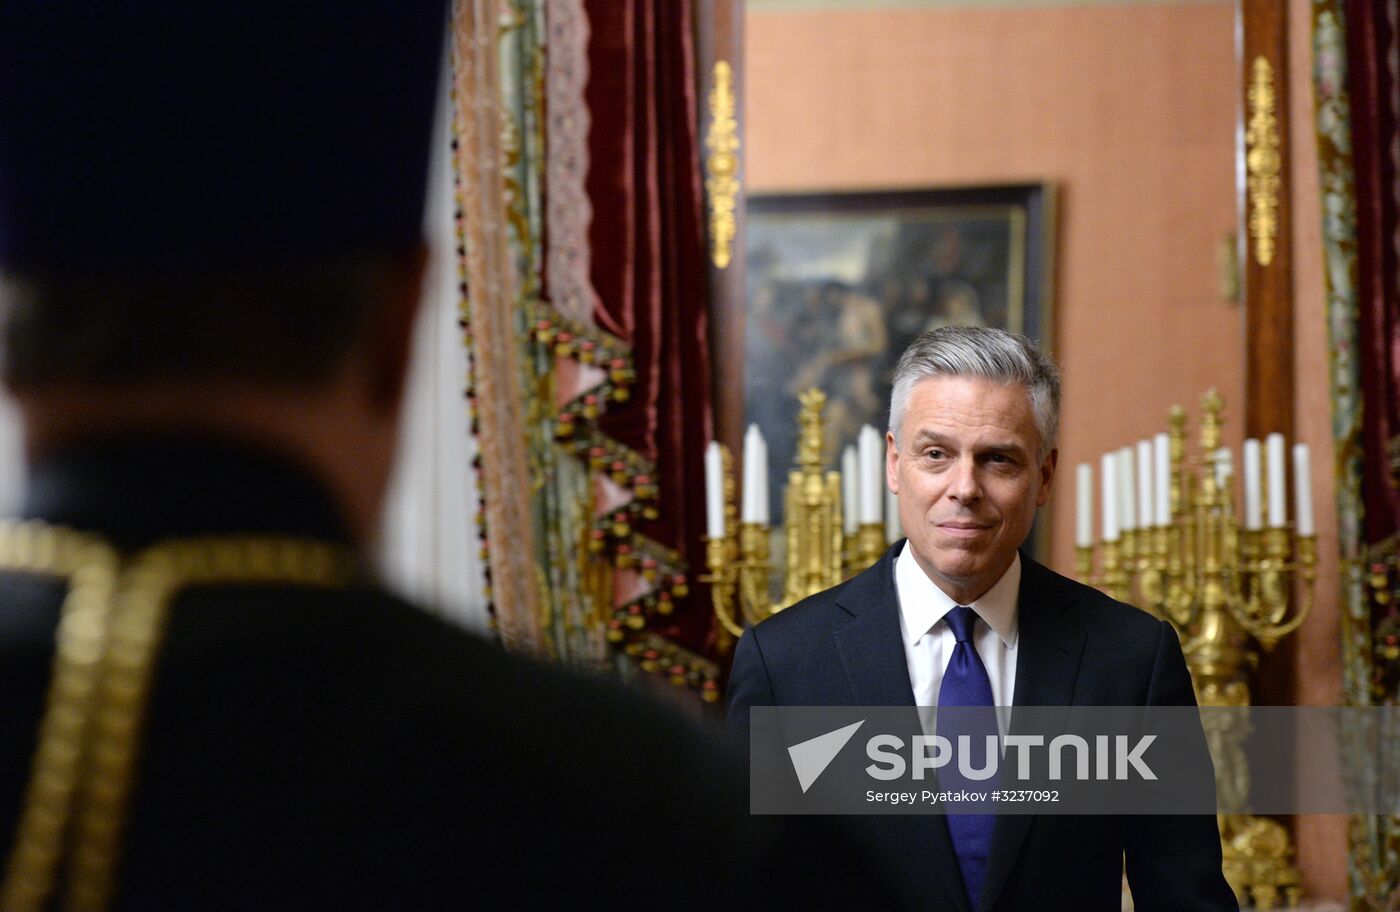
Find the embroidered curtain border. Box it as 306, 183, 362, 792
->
1310, 1, 1399, 903
450, 0, 718, 689
451, 0, 544, 653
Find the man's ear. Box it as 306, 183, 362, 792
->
1037, 448, 1058, 506
367, 243, 429, 412
885, 430, 899, 494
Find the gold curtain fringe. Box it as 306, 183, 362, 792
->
530, 300, 718, 695
621, 634, 722, 702
531, 304, 636, 409
1361, 533, 1400, 702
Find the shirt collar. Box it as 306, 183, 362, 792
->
894, 542, 1020, 649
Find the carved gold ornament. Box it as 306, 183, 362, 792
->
1245, 56, 1282, 267
705, 61, 740, 269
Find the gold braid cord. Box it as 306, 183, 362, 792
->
0, 523, 118, 912
0, 523, 355, 912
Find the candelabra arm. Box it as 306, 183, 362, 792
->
1235, 533, 1315, 650
1294, 533, 1318, 626
1256, 529, 1292, 623
1241, 602, 1310, 651
705, 443, 747, 640
1164, 521, 1199, 630
738, 522, 774, 626
1136, 526, 1170, 619
704, 536, 744, 639
711, 585, 744, 638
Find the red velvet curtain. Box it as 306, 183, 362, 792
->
1343, 0, 1400, 544
585, 0, 715, 653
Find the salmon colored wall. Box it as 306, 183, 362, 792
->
747, 0, 1345, 900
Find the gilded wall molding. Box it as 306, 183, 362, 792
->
1246, 55, 1282, 267
705, 60, 740, 269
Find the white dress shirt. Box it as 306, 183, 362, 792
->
894, 543, 1021, 726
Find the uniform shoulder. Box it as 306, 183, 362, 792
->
179, 582, 733, 768
143, 585, 796, 908
375, 585, 733, 734
343, 586, 734, 746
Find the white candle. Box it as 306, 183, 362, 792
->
858, 425, 882, 524
1243, 438, 1262, 531
740, 426, 755, 523
1153, 433, 1170, 525
1293, 443, 1314, 536
1136, 440, 1153, 528
1101, 452, 1119, 542
754, 430, 770, 525
1215, 447, 1233, 490
1118, 447, 1137, 532
841, 445, 859, 535
704, 442, 725, 539
1266, 432, 1286, 528
885, 486, 902, 542
1076, 462, 1093, 547
742, 424, 765, 524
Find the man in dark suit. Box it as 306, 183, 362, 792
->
729, 326, 1238, 911
0, 6, 902, 911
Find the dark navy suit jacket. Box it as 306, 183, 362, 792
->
728, 542, 1238, 912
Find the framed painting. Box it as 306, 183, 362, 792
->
742, 183, 1056, 526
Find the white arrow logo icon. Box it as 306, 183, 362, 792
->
787, 720, 865, 793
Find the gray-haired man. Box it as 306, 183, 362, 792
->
728, 326, 1237, 912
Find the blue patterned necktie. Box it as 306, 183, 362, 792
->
938, 605, 997, 911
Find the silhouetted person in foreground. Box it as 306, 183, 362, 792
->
0, 6, 905, 910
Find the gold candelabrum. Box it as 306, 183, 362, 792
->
706, 389, 885, 640
1076, 390, 1316, 910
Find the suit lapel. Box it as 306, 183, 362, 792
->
831, 544, 971, 912
830, 547, 916, 707
978, 555, 1089, 912
1007, 556, 1087, 707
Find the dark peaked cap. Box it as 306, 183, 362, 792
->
0, 3, 447, 277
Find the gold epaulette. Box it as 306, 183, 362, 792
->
0, 522, 357, 912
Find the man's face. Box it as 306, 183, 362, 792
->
887, 375, 1056, 604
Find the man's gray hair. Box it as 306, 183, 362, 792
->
888, 325, 1061, 461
